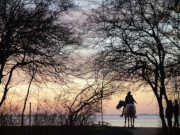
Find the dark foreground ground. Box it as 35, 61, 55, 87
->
0, 126, 132, 135
0, 126, 179, 135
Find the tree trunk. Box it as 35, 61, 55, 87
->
159, 66, 168, 103
0, 64, 17, 108
157, 97, 168, 133
21, 75, 34, 126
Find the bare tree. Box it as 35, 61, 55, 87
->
21, 68, 36, 126
166, 0, 180, 103
87, 0, 180, 131
62, 69, 117, 126
0, 0, 80, 108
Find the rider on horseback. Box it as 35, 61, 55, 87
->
121, 91, 137, 117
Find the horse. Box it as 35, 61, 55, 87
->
116, 100, 136, 128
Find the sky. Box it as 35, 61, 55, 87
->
72, 0, 160, 115
0, 79, 160, 115
0, 0, 160, 116
104, 90, 159, 115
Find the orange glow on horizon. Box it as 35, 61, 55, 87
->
103, 90, 159, 115
0, 81, 159, 115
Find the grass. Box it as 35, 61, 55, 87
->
1, 126, 179, 135
0, 126, 110, 135
156, 128, 180, 135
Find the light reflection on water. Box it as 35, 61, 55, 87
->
95, 114, 162, 127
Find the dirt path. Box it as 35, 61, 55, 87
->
129, 128, 161, 135
102, 127, 133, 135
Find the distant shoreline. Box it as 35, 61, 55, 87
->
97, 114, 159, 116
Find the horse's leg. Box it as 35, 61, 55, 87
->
128, 117, 129, 128
132, 118, 134, 128
130, 117, 132, 127
124, 117, 126, 127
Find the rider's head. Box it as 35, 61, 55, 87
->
127, 91, 131, 96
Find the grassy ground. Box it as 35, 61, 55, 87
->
156, 128, 180, 135
0, 126, 110, 135
0, 126, 179, 135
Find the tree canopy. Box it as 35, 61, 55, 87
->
88, 0, 180, 130
0, 0, 80, 107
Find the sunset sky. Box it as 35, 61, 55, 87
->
104, 90, 159, 115
1, 0, 180, 130
1, 80, 160, 115
0, 0, 169, 116
68, 0, 160, 115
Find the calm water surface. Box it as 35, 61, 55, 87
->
96, 114, 162, 127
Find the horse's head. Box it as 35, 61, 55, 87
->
116, 100, 125, 109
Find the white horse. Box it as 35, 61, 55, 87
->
116, 100, 136, 128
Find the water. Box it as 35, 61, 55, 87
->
96, 114, 162, 127
2, 114, 178, 127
